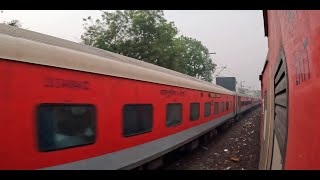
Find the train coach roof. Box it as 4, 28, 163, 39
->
0, 24, 234, 95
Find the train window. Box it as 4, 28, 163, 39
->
204, 102, 211, 117
123, 104, 153, 137
37, 104, 96, 152
226, 102, 229, 111
221, 102, 225, 112
190, 103, 200, 121
214, 102, 219, 114
166, 103, 182, 127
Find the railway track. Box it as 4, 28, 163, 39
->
161, 107, 261, 170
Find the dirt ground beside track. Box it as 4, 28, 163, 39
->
164, 107, 262, 170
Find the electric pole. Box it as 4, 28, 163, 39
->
240, 81, 245, 88
214, 65, 227, 78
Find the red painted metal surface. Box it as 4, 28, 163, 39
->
0, 59, 243, 169
261, 10, 320, 169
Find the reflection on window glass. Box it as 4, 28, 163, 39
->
37, 104, 96, 152
190, 103, 200, 121
221, 102, 225, 112
166, 103, 182, 127
214, 102, 219, 114
123, 104, 153, 137
204, 102, 211, 117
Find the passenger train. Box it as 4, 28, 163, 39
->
0, 24, 260, 170
259, 10, 320, 170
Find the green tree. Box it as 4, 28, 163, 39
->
81, 10, 216, 82
173, 36, 216, 82
82, 10, 177, 68
1, 11, 22, 28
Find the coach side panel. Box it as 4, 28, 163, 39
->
0, 59, 236, 169
260, 10, 320, 170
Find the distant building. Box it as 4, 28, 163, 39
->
216, 77, 236, 92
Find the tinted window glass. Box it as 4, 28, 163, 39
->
221, 102, 225, 112
204, 102, 211, 117
190, 103, 200, 121
37, 104, 96, 152
123, 104, 153, 137
214, 102, 219, 114
166, 103, 182, 127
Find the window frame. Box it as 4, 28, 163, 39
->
36, 103, 97, 152
221, 102, 225, 112
214, 102, 219, 115
204, 102, 211, 117
226, 102, 229, 111
190, 102, 200, 121
123, 104, 153, 137
166, 103, 183, 127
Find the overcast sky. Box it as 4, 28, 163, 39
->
0, 10, 268, 90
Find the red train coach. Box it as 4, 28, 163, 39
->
0, 24, 259, 170
259, 10, 320, 170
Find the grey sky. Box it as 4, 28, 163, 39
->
1, 10, 268, 90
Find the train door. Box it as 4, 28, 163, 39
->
238, 96, 241, 113
259, 58, 275, 170
234, 92, 238, 115
235, 94, 240, 115
234, 93, 236, 115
